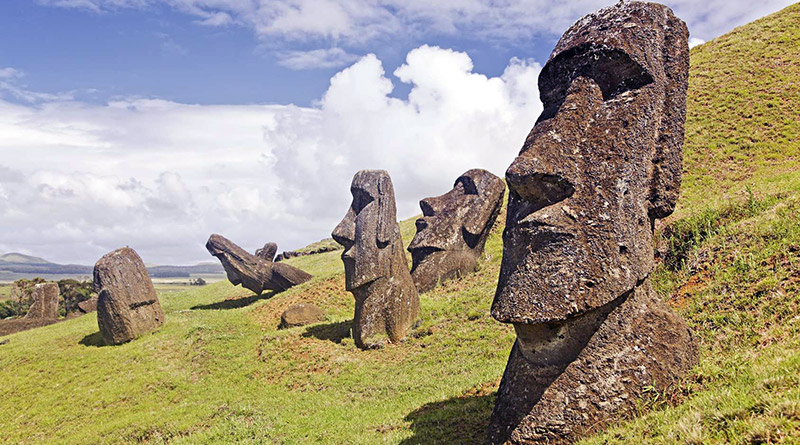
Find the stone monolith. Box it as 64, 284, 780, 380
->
408, 169, 505, 292
94, 247, 165, 345
24, 283, 60, 319
488, 2, 698, 443
332, 170, 419, 349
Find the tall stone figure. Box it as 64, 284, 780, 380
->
94, 247, 165, 345
332, 170, 419, 349
489, 2, 698, 443
408, 169, 505, 293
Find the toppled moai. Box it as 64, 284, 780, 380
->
24, 283, 60, 319
206, 234, 312, 294
332, 170, 419, 349
255, 242, 278, 262
408, 169, 505, 293
488, 2, 698, 443
94, 247, 165, 345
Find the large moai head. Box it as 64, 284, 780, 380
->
489, 2, 693, 442
408, 169, 506, 292
492, 1, 688, 326
332, 170, 419, 348
332, 170, 400, 291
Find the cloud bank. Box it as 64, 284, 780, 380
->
0, 46, 541, 265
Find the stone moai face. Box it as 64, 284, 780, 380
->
332, 170, 399, 291
489, 2, 695, 443
408, 169, 505, 292
332, 170, 419, 348
492, 1, 688, 326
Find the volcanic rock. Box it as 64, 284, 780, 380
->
408, 169, 505, 293
279, 303, 325, 329
255, 242, 278, 262
206, 234, 312, 294
77, 296, 98, 314
94, 247, 165, 345
332, 170, 420, 349
488, 2, 698, 443
24, 282, 60, 319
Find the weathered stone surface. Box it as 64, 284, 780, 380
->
24, 283, 60, 319
408, 169, 505, 293
279, 303, 325, 329
77, 295, 98, 314
94, 247, 165, 345
489, 3, 697, 443
255, 242, 278, 262
206, 234, 312, 294
332, 170, 420, 349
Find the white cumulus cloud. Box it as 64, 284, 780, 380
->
0, 46, 541, 265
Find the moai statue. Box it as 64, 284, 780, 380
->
332, 170, 419, 349
94, 247, 165, 345
488, 2, 698, 443
206, 235, 312, 294
24, 283, 60, 319
255, 242, 278, 262
408, 169, 505, 293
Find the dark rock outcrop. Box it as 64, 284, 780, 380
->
206, 234, 312, 294
24, 283, 60, 319
279, 303, 325, 329
94, 247, 165, 345
408, 169, 505, 293
77, 296, 98, 314
332, 170, 420, 349
255, 242, 278, 262
489, 2, 697, 443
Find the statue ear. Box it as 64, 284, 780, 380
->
649, 15, 689, 220
376, 174, 398, 246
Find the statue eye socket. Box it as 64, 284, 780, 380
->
456, 177, 479, 195
538, 44, 654, 122
351, 188, 375, 214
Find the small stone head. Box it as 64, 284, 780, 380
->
492, 2, 689, 325
408, 169, 505, 291
332, 170, 399, 291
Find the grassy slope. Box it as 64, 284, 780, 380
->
1, 4, 799, 444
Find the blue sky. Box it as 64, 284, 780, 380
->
0, 0, 795, 265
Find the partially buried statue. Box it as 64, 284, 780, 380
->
332, 170, 419, 349
206, 235, 312, 294
94, 247, 165, 345
408, 169, 505, 293
488, 2, 698, 443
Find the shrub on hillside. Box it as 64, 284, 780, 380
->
57, 279, 95, 316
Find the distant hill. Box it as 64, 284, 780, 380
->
0, 253, 52, 265
0, 253, 224, 278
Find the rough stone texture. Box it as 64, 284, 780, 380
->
24, 283, 60, 319
77, 296, 98, 314
255, 242, 278, 262
332, 170, 420, 349
279, 303, 325, 329
94, 247, 165, 345
488, 2, 697, 443
408, 169, 505, 293
206, 234, 312, 294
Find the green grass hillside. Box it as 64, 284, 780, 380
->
1, 4, 799, 444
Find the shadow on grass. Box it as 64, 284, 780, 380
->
400, 393, 495, 445
301, 320, 352, 343
191, 291, 278, 310
79, 331, 105, 347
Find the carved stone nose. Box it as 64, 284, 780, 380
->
506, 156, 574, 209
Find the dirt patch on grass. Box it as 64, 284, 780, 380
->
0, 318, 61, 337
249, 275, 351, 330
